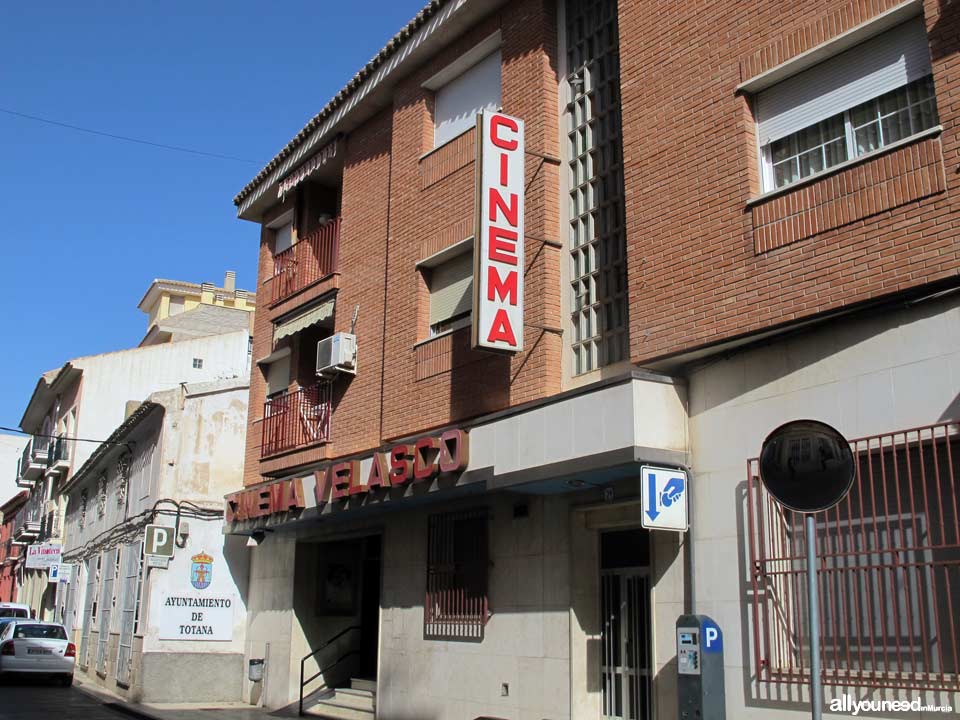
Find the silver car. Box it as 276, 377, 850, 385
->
0, 621, 75, 686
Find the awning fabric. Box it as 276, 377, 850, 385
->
273, 297, 336, 342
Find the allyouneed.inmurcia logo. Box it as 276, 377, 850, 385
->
829, 695, 953, 715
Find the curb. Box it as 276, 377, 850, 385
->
73, 678, 163, 720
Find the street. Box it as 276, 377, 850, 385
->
0, 678, 127, 720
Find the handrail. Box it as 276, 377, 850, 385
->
298, 625, 361, 716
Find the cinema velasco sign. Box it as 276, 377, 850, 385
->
225, 429, 469, 528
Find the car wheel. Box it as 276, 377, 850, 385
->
60, 674, 73, 687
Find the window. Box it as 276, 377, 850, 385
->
424, 508, 488, 641
433, 50, 501, 147
273, 222, 293, 256
265, 354, 291, 396
428, 250, 473, 337
756, 17, 937, 192
566, 0, 629, 374
192, 358, 203, 369
168, 295, 185, 316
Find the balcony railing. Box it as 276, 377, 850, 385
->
17, 437, 50, 485
271, 218, 340, 305
48, 434, 71, 472
261, 382, 332, 458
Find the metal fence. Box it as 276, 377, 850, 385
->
270, 218, 340, 305
424, 507, 489, 641
747, 421, 960, 691
260, 382, 332, 457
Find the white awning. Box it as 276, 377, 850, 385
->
273, 298, 335, 342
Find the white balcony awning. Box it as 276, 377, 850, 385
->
273, 297, 336, 342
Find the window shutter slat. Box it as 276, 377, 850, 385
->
266, 356, 291, 395
429, 251, 474, 325
756, 17, 932, 144
434, 51, 502, 147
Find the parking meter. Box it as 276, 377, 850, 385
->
677, 614, 725, 720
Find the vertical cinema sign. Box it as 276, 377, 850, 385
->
473, 110, 524, 353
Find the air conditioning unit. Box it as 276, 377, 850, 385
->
316, 333, 357, 377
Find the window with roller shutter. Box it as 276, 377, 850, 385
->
428, 250, 473, 336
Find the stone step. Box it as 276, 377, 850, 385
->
350, 677, 377, 693
303, 700, 375, 720
332, 688, 376, 711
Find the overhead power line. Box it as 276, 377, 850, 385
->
0, 106, 262, 164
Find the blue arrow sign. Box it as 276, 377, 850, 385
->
645, 472, 660, 521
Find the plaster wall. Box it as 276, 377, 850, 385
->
687, 295, 960, 719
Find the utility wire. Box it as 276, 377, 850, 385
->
0, 426, 131, 447
0, 106, 262, 164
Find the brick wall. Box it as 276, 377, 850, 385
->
242, 0, 561, 483
619, 0, 960, 364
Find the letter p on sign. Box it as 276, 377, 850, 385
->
145, 524, 175, 558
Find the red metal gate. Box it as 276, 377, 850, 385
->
747, 421, 960, 691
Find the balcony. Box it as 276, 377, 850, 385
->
260, 382, 332, 458
47, 434, 71, 475
270, 218, 340, 306
16, 437, 50, 486
12, 519, 41, 545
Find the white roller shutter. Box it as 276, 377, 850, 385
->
434, 50, 501, 147
266, 355, 291, 395
756, 17, 932, 144
429, 251, 474, 325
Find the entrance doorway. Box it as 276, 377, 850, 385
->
358, 535, 381, 679
600, 528, 652, 720
298, 533, 382, 693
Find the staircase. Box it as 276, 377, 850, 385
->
303, 678, 376, 719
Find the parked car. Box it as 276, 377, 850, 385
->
0, 621, 75, 686
0, 603, 30, 619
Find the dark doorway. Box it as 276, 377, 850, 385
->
359, 535, 381, 678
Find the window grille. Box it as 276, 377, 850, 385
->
747, 421, 960, 691
565, 0, 628, 374
424, 508, 489, 641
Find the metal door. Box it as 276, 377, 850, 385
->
95, 548, 118, 676
600, 568, 652, 720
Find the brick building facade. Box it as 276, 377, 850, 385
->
0, 492, 28, 604
230, 0, 960, 717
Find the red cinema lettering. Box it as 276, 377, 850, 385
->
330, 462, 354, 500
487, 266, 518, 305
225, 494, 239, 523
490, 114, 519, 151
487, 309, 518, 346
255, 488, 272, 517
389, 444, 414, 486
314, 467, 331, 506
367, 452, 390, 490
489, 188, 518, 226
438, 429, 469, 473
281, 478, 306, 512
488, 227, 518, 265
414, 436, 440, 481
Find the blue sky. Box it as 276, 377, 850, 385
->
0, 0, 424, 425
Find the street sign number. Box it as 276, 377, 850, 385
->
145, 524, 175, 558
640, 465, 689, 532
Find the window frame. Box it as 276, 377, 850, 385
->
424, 507, 489, 642
759, 75, 939, 193
425, 33, 503, 150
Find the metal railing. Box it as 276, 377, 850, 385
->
747, 421, 960, 691
271, 218, 340, 305
48, 434, 70, 468
260, 382, 332, 457
424, 508, 489, 641
299, 625, 361, 716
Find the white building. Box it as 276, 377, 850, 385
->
60, 378, 250, 702
0, 434, 27, 507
